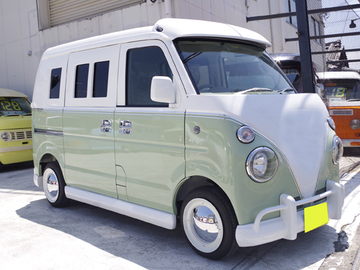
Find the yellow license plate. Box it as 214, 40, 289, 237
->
304, 202, 329, 233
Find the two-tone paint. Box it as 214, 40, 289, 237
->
32, 18, 344, 259
318, 71, 360, 148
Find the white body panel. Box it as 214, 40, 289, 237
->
186, 93, 329, 198
65, 186, 176, 230
317, 71, 360, 81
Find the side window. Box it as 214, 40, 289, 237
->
93, 61, 109, 98
50, 68, 61, 99
75, 64, 89, 98
126, 46, 172, 107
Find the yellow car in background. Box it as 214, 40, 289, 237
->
0, 88, 32, 170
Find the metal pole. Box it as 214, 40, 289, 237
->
295, 0, 314, 93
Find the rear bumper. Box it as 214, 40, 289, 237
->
236, 180, 344, 247
33, 171, 43, 188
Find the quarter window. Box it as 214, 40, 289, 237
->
75, 64, 89, 98
126, 47, 172, 107
50, 68, 61, 99
93, 61, 109, 98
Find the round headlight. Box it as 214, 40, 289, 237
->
246, 147, 278, 183
1, 131, 11, 141
350, 119, 360, 130
327, 117, 336, 131
237, 126, 255, 143
332, 136, 343, 164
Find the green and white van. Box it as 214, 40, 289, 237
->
32, 18, 344, 259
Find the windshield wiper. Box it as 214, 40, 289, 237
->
183, 52, 202, 63
347, 99, 360, 102
278, 88, 295, 94
235, 87, 274, 94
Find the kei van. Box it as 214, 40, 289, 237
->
32, 18, 345, 259
317, 71, 360, 155
0, 88, 32, 170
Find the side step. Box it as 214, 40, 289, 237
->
65, 186, 177, 230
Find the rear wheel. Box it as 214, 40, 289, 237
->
42, 162, 69, 207
180, 187, 238, 260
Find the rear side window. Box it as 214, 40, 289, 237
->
126, 46, 172, 107
75, 64, 89, 98
50, 68, 61, 99
93, 61, 109, 98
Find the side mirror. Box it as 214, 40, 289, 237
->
315, 83, 325, 98
151, 76, 176, 104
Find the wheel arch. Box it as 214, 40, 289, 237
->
175, 176, 237, 221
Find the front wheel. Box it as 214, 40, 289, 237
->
42, 162, 69, 207
180, 187, 238, 260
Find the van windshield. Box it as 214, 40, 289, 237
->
175, 39, 294, 94
0, 97, 31, 116
322, 79, 360, 105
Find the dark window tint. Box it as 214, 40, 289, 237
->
50, 68, 61, 99
75, 64, 89, 98
93, 61, 109, 98
126, 47, 172, 107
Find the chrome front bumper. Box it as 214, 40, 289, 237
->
236, 180, 345, 247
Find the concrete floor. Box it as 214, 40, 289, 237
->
1, 158, 360, 270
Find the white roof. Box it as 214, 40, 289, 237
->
42, 18, 271, 59
317, 71, 360, 80
0, 88, 28, 98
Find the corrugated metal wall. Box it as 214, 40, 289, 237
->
49, 0, 144, 27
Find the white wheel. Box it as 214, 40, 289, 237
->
180, 187, 238, 259
182, 198, 224, 253
43, 167, 59, 203
42, 162, 69, 207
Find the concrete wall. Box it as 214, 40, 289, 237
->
0, 0, 307, 100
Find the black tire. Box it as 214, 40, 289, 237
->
180, 187, 238, 260
42, 162, 69, 207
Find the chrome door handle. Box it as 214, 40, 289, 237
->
100, 119, 112, 132
119, 120, 132, 134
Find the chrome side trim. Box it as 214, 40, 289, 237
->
65, 186, 177, 230
33, 128, 63, 136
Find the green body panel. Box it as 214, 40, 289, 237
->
62, 109, 117, 198
32, 109, 64, 176
114, 111, 185, 213
33, 107, 339, 224
184, 114, 336, 225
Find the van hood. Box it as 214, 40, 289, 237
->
0, 115, 32, 130
186, 93, 330, 198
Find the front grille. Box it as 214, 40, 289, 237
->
9, 130, 32, 141
329, 109, 353, 116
